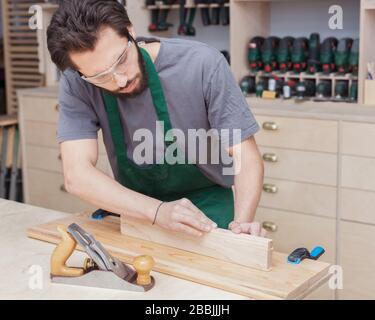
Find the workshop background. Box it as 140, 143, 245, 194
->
0, 0, 374, 300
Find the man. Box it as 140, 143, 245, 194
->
47, 0, 265, 237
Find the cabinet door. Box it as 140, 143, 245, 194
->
259, 146, 337, 186
27, 168, 97, 213
254, 116, 338, 153
339, 221, 375, 299
256, 207, 336, 300
260, 178, 337, 218
256, 207, 336, 263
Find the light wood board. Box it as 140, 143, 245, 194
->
27, 213, 331, 300
121, 217, 273, 271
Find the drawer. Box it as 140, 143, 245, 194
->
260, 146, 337, 186
342, 155, 375, 191
256, 207, 336, 263
26, 168, 97, 213
25, 145, 111, 174
342, 122, 375, 158
23, 121, 107, 154
260, 178, 337, 218
341, 188, 375, 225
254, 115, 338, 153
339, 221, 375, 299
19, 95, 59, 123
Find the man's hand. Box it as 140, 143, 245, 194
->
155, 198, 217, 237
228, 221, 267, 237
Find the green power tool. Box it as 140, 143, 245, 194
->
348, 81, 358, 103
313, 80, 332, 102
332, 80, 349, 102
295, 80, 316, 101
335, 38, 353, 75
277, 37, 294, 73
321, 37, 338, 74
291, 37, 308, 73
178, 0, 197, 36
256, 79, 266, 97
262, 36, 280, 73
307, 33, 321, 74
248, 37, 264, 72
349, 39, 359, 75
239, 76, 256, 96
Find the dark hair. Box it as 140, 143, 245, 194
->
47, 0, 132, 71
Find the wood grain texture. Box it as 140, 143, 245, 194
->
27, 214, 330, 300
121, 217, 273, 271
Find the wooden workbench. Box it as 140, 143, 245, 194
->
0, 199, 246, 300
0, 199, 329, 299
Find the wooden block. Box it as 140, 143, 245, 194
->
26, 214, 331, 300
121, 217, 273, 271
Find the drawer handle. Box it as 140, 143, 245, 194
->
263, 183, 278, 194
60, 184, 67, 193
262, 221, 278, 232
58, 153, 62, 160
263, 153, 278, 162
55, 104, 59, 112
262, 122, 278, 131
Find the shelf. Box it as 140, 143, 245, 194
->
146, 3, 230, 10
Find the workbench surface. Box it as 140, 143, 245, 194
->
0, 199, 245, 300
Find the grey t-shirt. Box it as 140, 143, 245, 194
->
57, 37, 260, 187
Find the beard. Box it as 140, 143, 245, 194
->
112, 42, 149, 98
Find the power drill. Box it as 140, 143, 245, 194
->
262, 36, 280, 73
307, 33, 321, 74
248, 37, 264, 72
291, 37, 308, 73
335, 38, 353, 75
321, 37, 338, 75
277, 37, 294, 74
349, 39, 359, 75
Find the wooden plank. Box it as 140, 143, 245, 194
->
121, 217, 273, 270
27, 214, 331, 300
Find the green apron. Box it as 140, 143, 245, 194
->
101, 47, 234, 229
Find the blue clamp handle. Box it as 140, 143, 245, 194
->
91, 209, 120, 220
287, 246, 325, 265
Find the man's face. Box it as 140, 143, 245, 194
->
70, 26, 147, 97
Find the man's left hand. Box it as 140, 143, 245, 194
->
228, 221, 267, 237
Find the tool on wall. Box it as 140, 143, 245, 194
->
221, 0, 230, 26
321, 37, 338, 75
248, 37, 264, 72
240, 76, 256, 96
348, 81, 358, 103
262, 36, 280, 73
332, 80, 349, 102
50, 223, 155, 291
277, 36, 294, 73
196, 0, 211, 26
178, 0, 197, 36
287, 246, 325, 265
147, 0, 176, 32
335, 38, 353, 75
295, 80, 316, 101
291, 37, 308, 73
349, 39, 359, 75
211, 0, 224, 25
313, 80, 332, 102
307, 33, 321, 74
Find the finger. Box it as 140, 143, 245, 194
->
176, 210, 213, 232
249, 222, 261, 236
175, 223, 203, 237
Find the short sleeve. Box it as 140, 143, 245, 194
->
204, 56, 260, 146
57, 71, 100, 143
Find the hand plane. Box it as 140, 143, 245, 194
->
50, 223, 155, 292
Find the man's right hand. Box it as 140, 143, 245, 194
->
155, 198, 217, 237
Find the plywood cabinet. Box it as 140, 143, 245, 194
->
338, 221, 375, 299
18, 87, 112, 213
